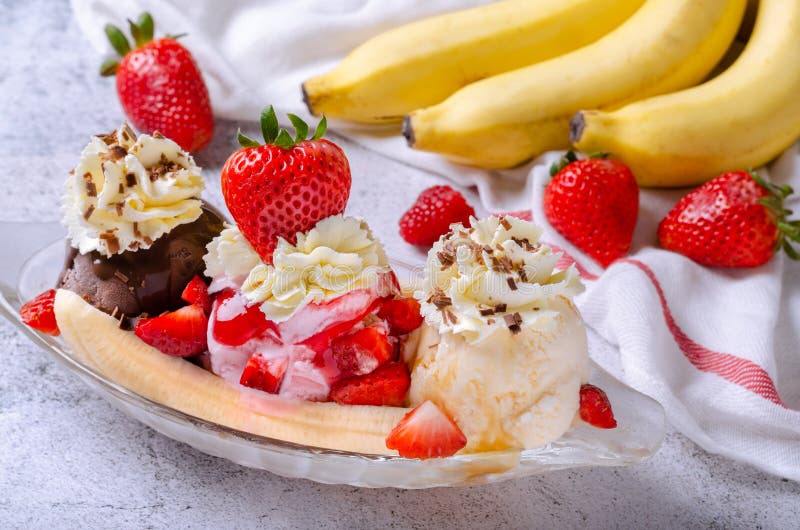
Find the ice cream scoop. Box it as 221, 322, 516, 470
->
409, 215, 590, 452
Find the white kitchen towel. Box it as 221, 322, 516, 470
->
72, 0, 800, 480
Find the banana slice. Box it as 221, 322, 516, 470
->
54, 289, 409, 455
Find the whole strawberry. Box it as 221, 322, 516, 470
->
222, 107, 351, 263
659, 171, 800, 267
544, 152, 639, 268
100, 13, 214, 152
399, 185, 475, 246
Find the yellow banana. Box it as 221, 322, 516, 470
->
571, 0, 800, 187
405, 0, 746, 169
54, 289, 409, 455
303, 0, 645, 124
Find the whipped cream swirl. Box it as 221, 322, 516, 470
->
204, 224, 262, 292
63, 123, 204, 257
234, 215, 390, 322
417, 216, 583, 344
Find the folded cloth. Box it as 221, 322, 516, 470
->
72, 0, 800, 480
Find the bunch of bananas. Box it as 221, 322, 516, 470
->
303, 0, 800, 187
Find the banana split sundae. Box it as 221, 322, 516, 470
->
20, 107, 616, 459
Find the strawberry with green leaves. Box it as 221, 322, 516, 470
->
659, 170, 800, 267
221, 106, 351, 263
101, 12, 214, 152
544, 152, 639, 268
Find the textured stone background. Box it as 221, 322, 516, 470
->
1, 1, 798, 528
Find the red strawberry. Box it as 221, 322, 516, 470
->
100, 13, 213, 152
399, 185, 475, 246
181, 275, 211, 314
330, 325, 393, 376
221, 107, 351, 263
579, 384, 617, 429
240, 354, 288, 394
135, 303, 208, 357
211, 290, 278, 346
543, 152, 639, 267
329, 361, 410, 406
385, 401, 467, 459
20, 289, 59, 336
378, 297, 424, 336
658, 171, 800, 267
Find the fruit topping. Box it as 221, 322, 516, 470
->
385, 400, 467, 459
544, 152, 639, 268
211, 290, 278, 347
181, 275, 212, 314
658, 170, 800, 267
134, 303, 208, 357
100, 13, 214, 152
221, 106, 351, 263
330, 361, 410, 407
20, 289, 59, 336
578, 384, 617, 429
399, 185, 475, 246
240, 354, 288, 394
378, 297, 424, 335
331, 325, 393, 376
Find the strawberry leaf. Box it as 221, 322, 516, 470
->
99, 58, 119, 77
237, 129, 260, 148
782, 239, 799, 260
549, 150, 578, 177
104, 23, 131, 56
312, 115, 328, 140
288, 114, 309, 142
260, 106, 279, 144
137, 12, 154, 43
273, 129, 295, 150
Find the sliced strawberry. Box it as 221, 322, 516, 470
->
240, 354, 288, 394
20, 289, 59, 336
378, 297, 424, 336
331, 325, 393, 376
385, 401, 467, 459
134, 303, 208, 357
579, 384, 617, 429
330, 361, 410, 406
181, 275, 212, 314
211, 290, 278, 346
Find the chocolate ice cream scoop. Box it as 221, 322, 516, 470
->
59, 205, 225, 320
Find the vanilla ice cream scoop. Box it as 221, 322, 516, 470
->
409, 215, 589, 452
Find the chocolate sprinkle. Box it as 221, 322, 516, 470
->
114, 202, 124, 216
85, 181, 97, 197
499, 217, 512, 230
519, 268, 528, 282
109, 145, 128, 161
118, 183, 124, 194
494, 303, 507, 313
99, 230, 120, 254
479, 307, 495, 316
83, 204, 95, 220
506, 277, 518, 291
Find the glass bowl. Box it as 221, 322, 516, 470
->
0, 221, 665, 488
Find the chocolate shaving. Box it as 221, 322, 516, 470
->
499, 255, 513, 273
428, 343, 440, 350
494, 303, 507, 313
148, 154, 182, 181
143, 236, 153, 246
132, 222, 141, 238
436, 245, 456, 269
114, 202, 124, 216
518, 268, 528, 282
109, 145, 128, 161
118, 183, 124, 194
478, 306, 495, 316
153, 131, 165, 139
110, 306, 119, 318
499, 217, 512, 230
120, 123, 136, 142
114, 270, 129, 283
83, 204, 95, 220
99, 230, 120, 254
125, 173, 136, 187
512, 237, 537, 252
82, 172, 92, 181
118, 312, 126, 328
85, 181, 97, 197
443, 310, 458, 325
506, 277, 518, 291
428, 288, 452, 310
504, 312, 523, 335
486, 318, 495, 325
97, 131, 117, 145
